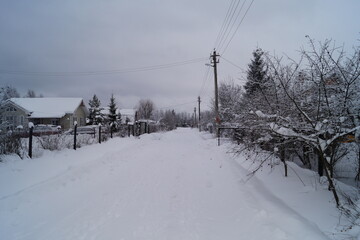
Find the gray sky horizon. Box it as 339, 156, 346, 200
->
1, 0, 359, 113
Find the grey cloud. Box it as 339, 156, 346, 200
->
1, 0, 359, 112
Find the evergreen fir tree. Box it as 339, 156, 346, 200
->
108, 94, 118, 131
88, 94, 103, 125
243, 48, 277, 113
244, 48, 267, 96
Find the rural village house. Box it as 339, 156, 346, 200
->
119, 109, 137, 124
101, 108, 137, 122
0, 98, 89, 131
99, 108, 137, 125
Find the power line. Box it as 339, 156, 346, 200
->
158, 101, 197, 110
0, 57, 208, 77
199, 65, 214, 98
220, 56, 244, 70
218, 0, 247, 53
198, 65, 211, 96
213, 0, 236, 49
216, 0, 242, 50
204, 70, 214, 95
221, 0, 255, 55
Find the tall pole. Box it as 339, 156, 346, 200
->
211, 50, 220, 139
198, 96, 201, 131
73, 123, 77, 150
28, 124, 33, 158
194, 107, 197, 127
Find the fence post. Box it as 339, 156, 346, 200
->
99, 124, 102, 144
110, 123, 113, 138
57, 126, 61, 137
128, 124, 131, 137
217, 128, 220, 146
73, 122, 77, 150
281, 146, 287, 177
28, 122, 34, 158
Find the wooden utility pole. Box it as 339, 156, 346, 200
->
211, 50, 220, 121
198, 96, 201, 131
194, 107, 197, 127
210, 50, 220, 140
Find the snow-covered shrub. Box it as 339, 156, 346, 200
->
0, 134, 24, 160
75, 134, 97, 148
37, 133, 98, 152
37, 135, 68, 151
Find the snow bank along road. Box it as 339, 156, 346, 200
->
1, 128, 331, 240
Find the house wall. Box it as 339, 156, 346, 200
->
60, 114, 72, 130
60, 106, 87, 130
31, 118, 60, 126
74, 106, 87, 126
0, 103, 28, 131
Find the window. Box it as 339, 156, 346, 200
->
33, 119, 41, 125
6, 116, 14, 122
5, 116, 17, 127
6, 107, 17, 112
51, 119, 59, 126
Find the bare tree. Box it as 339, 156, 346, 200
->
260, 39, 360, 207
25, 89, 36, 98
218, 79, 243, 124
232, 39, 360, 207
0, 85, 19, 103
137, 99, 155, 120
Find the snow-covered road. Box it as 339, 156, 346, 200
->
1, 128, 333, 239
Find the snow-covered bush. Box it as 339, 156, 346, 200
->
75, 134, 97, 148
36, 133, 98, 152
37, 135, 68, 151
0, 133, 24, 160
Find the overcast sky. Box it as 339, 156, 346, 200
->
0, 0, 359, 112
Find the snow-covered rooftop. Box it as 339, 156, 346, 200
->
8, 98, 85, 118
100, 108, 135, 116
120, 109, 136, 116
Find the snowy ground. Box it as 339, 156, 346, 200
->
0, 128, 359, 240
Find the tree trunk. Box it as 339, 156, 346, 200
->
356, 145, 360, 181
281, 147, 287, 177
303, 145, 311, 169
320, 154, 340, 207
318, 154, 324, 177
